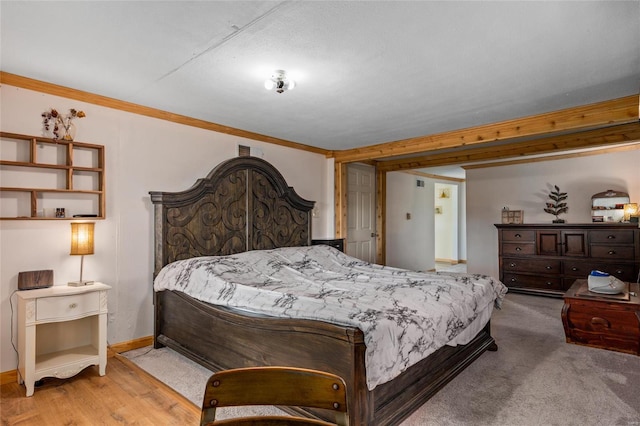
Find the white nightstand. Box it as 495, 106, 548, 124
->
16, 283, 110, 396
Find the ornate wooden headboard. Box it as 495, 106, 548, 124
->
149, 156, 315, 275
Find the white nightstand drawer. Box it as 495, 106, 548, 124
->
36, 292, 99, 321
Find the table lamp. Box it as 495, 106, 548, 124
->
623, 203, 638, 222
68, 222, 95, 286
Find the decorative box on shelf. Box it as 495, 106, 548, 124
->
501, 209, 524, 224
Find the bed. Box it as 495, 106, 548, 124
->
149, 156, 506, 425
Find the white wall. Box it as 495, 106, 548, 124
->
385, 172, 435, 271
466, 149, 640, 278
0, 85, 333, 372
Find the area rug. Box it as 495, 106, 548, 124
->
123, 293, 640, 425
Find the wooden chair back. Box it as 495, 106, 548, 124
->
200, 366, 349, 426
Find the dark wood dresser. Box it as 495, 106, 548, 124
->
562, 279, 640, 355
495, 223, 640, 297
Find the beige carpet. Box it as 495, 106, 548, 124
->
123, 293, 640, 425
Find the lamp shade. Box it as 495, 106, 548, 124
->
70, 222, 94, 256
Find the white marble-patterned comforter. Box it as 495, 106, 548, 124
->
154, 244, 507, 389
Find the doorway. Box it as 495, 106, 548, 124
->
434, 183, 459, 265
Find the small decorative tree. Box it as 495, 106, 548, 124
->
544, 185, 568, 223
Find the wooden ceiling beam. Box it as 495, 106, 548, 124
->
463, 142, 640, 170
377, 122, 640, 172
332, 95, 639, 163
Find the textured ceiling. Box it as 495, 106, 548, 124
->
1, 1, 639, 156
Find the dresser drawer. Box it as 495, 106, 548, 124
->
502, 242, 536, 256
503, 273, 562, 291
502, 230, 535, 242
503, 258, 560, 274
36, 292, 100, 322
562, 261, 591, 278
565, 304, 640, 338
590, 230, 634, 244
563, 260, 635, 281
566, 329, 640, 355
590, 245, 635, 260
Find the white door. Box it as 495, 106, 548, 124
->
347, 163, 376, 262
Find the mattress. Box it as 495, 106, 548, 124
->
154, 244, 507, 389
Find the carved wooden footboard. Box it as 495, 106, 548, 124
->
155, 289, 495, 425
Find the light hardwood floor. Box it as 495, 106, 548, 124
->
1, 353, 200, 425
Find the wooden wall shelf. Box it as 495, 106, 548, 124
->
0, 132, 105, 220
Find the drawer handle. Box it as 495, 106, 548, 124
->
69, 303, 78, 309
608, 250, 616, 255
510, 278, 517, 282
515, 247, 522, 251
546, 282, 553, 286
545, 266, 552, 270
515, 233, 521, 238
509, 263, 516, 267
615, 270, 623, 275
607, 235, 615, 239
590, 317, 610, 328
571, 267, 578, 271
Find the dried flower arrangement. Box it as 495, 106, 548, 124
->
41, 108, 86, 140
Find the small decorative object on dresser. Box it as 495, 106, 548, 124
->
501, 208, 523, 224
562, 279, 639, 356
16, 283, 111, 396
591, 190, 630, 223
543, 185, 568, 223
624, 203, 638, 222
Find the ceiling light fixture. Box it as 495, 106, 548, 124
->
264, 69, 295, 93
